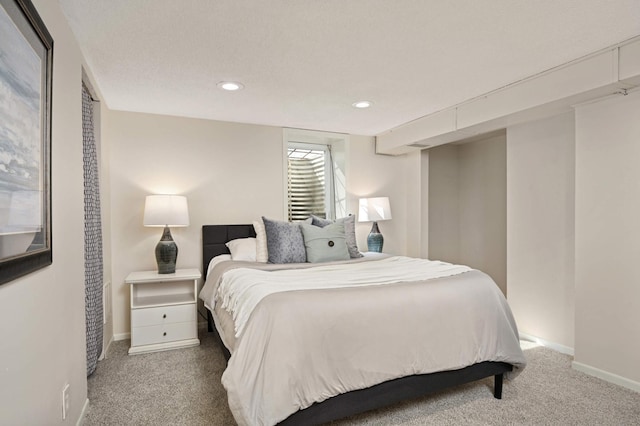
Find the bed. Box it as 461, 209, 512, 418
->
200, 223, 526, 426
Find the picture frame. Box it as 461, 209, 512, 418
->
0, 0, 53, 285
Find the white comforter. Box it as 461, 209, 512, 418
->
217, 256, 471, 336
200, 256, 526, 426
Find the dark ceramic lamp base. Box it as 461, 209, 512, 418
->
155, 225, 178, 274
367, 221, 384, 253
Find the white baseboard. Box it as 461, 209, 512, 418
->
76, 398, 89, 425
520, 332, 640, 392
113, 332, 130, 341
519, 332, 574, 356
572, 361, 640, 393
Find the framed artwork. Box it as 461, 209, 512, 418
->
0, 0, 53, 285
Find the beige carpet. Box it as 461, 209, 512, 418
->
84, 330, 639, 425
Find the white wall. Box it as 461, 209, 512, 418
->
506, 112, 575, 351
428, 144, 460, 262
574, 90, 640, 385
107, 115, 418, 337
458, 136, 507, 292
419, 150, 430, 259
108, 112, 284, 336
0, 1, 89, 423
427, 135, 507, 294
404, 150, 423, 258
347, 135, 417, 257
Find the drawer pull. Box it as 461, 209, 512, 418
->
163, 314, 167, 319
163, 332, 167, 336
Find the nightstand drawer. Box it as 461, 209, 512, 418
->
131, 304, 195, 327
132, 321, 197, 347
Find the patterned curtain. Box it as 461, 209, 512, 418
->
82, 85, 103, 376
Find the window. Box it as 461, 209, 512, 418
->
284, 129, 347, 222
287, 144, 332, 221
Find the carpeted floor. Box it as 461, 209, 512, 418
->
84, 330, 640, 425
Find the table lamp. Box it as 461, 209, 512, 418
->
143, 195, 189, 274
358, 197, 392, 252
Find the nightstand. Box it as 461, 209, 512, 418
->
125, 268, 201, 355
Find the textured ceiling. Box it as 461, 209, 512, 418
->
59, 0, 640, 136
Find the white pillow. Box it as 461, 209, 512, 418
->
226, 237, 257, 262
206, 254, 231, 279
253, 220, 268, 263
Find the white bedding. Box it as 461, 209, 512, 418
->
200, 256, 527, 426
215, 256, 471, 337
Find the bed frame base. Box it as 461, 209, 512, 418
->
280, 363, 509, 425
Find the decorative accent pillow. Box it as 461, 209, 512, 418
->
300, 222, 350, 263
310, 214, 363, 258
225, 238, 257, 262
310, 215, 332, 227
252, 220, 268, 263
262, 217, 306, 264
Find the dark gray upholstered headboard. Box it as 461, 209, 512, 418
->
202, 224, 256, 276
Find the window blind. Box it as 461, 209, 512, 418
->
287, 148, 326, 221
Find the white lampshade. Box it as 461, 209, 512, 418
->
143, 195, 189, 227
358, 197, 392, 222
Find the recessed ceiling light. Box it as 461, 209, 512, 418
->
217, 81, 244, 91
352, 100, 372, 109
